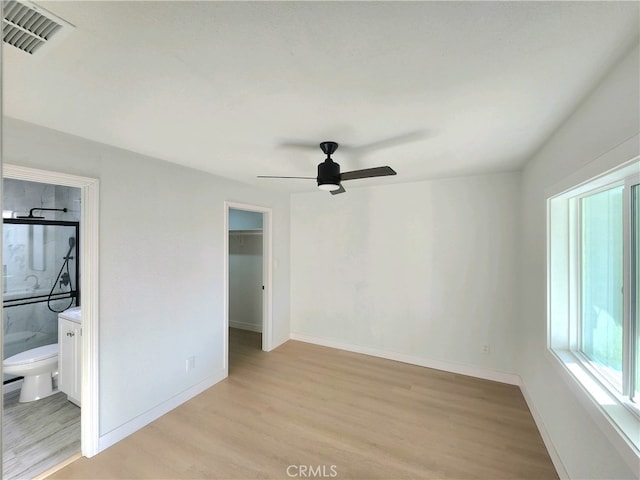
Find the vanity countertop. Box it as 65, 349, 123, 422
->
59, 306, 81, 324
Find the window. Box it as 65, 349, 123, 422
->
578, 185, 631, 396
548, 158, 640, 456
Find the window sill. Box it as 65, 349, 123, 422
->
548, 348, 640, 474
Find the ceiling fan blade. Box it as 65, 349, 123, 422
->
257, 175, 316, 179
277, 140, 318, 150
330, 185, 346, 195
279, 130, 427, 153
348, 130, 428, 154
341, 166, 396, 181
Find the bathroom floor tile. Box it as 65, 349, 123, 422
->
3, 390, 80, 480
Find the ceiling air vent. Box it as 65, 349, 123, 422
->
3, 0, 74, 55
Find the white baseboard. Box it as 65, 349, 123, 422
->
518, 380, 569, 480
230, 320, 262, 333
97, 369, 226, 453
289, 333, 520, 385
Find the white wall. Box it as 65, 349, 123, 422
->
290, 172, 520, 379
2, 117, 291, 439
519, 43, 639, 479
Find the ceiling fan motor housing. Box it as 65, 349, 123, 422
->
317, 159, 341, 187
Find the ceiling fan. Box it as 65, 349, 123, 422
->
258, 141, 396, 195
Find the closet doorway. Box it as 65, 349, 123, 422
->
224, 202, 272, 373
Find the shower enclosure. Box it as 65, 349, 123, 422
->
2, 218, 79, 383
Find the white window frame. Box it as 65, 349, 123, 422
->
547, 154, 640, 470
575, 180, 627, 395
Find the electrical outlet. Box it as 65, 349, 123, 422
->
186, 355, 196, 372
481, 344, 490, 355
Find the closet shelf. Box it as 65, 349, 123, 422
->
229, 229, 263, 236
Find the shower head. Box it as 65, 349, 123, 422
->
16, 207, 68, 219
16, 213, 44, 219
64, 236, 76, 260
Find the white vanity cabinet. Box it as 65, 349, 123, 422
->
58, 307, 82, 406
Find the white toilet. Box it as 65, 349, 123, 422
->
3, 344, 59, 403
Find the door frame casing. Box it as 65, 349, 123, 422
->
223, 201, 273, 369
2, 164, 100, 457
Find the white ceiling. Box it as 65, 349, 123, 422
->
4, 1, 639, 193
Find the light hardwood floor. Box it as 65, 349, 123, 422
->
50, 329, 558, 479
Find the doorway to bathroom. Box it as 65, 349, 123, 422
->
1, 165, 99, 478
2, 179, 80, 479
224, 202, 273, 373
